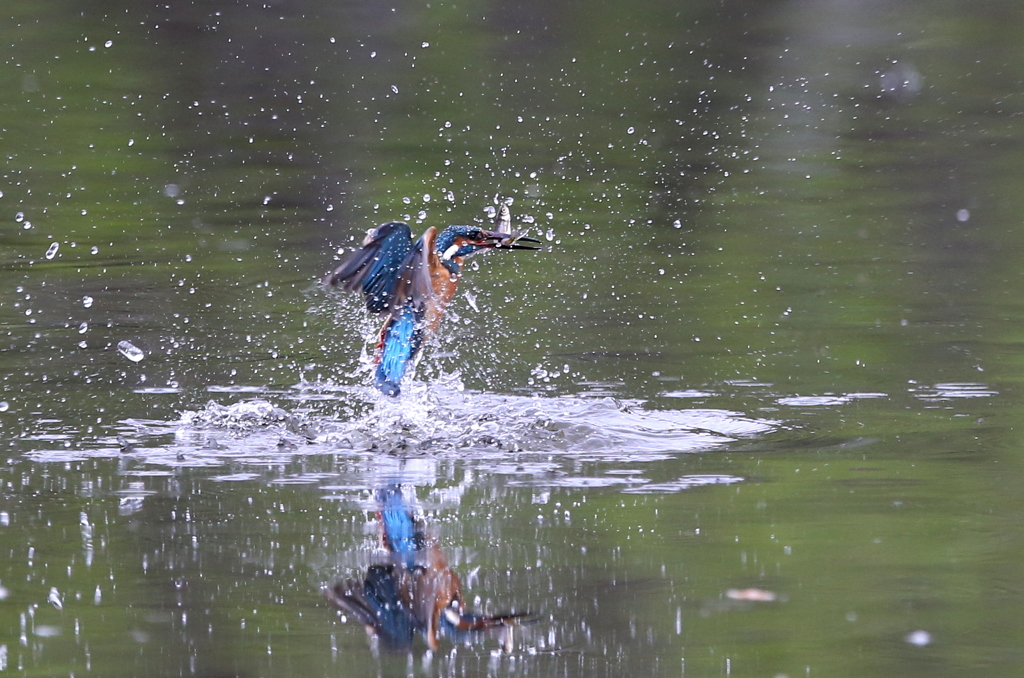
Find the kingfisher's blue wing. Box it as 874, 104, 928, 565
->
326, 222, 415, 314
392, 227, 437, 312
328, 225, 439, 396
372, 229, 437, 395
325, 566, 417, 650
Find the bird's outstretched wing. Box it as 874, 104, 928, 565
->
324, 568, 417, 650
325, 221, 415, 315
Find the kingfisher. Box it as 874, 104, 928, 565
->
325, 485, 527, 652
325, 203, 539, 396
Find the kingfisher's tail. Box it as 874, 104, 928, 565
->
375, 304, 423, 396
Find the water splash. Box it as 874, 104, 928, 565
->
22, 381, 779, 496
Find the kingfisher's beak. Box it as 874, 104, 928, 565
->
501, 235, 542, 250
476, 230, 542, 250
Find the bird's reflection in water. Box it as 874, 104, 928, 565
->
326, 484, 529, 653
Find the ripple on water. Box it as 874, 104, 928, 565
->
912, 382, 997, 401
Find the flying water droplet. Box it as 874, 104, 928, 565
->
391, 85, 399, 94
82, 296, 94, 308
45, 242, 59, 259
905, 630, 932, 646
117, 340, 145, 363
48, 587, 63, 610
78, 322, 88, 334
0, 401, 8, 412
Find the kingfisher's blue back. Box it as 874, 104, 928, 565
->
375, 304, 423, 396
376, 485, 424, 568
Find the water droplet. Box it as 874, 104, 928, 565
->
391, 85, 399, 94
905, 630, 932, 646
104, 40, 113, 48
45, 242, 59, 259
90, 246, 99, 255
402, 196, 411, 204
956, 208, 970, 222
117, 340, 145, 363
673, 220, 682, 229
128, 138, 134, 147
0, 401, 8, 412
422, 193, 431, 202
82, 296, 94, 308
22, 221, 32, 230
78, 322, 88, 334
164, 184, 179, 198
15, 212, 24, 222
627, 126, 635, 134
421, 41, 430, 48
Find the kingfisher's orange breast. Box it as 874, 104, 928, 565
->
426, 261, 459, 334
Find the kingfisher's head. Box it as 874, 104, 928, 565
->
434, 225, 540, 273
